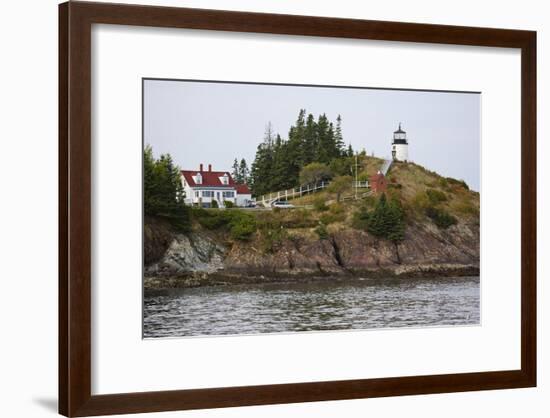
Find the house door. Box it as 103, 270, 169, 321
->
217, 192, 220, 202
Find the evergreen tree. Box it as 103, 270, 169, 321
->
387, 198, 405, 243
231, 158, 241, 183
334, 115, 345, 156
250, 123, 276, 196
364, 193, 405, 243
238, 158, 249, 184
303, 113, 317, 165
143, 145, 189, 231
367, 193, 388, 237
250, 111, 350, 196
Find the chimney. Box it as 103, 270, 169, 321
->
208, 164, 212, 172
199, 163, 203, 171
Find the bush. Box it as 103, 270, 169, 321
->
229, 215, 256, 240
426, 189, 447, 205
330, 203, 344, 214
455, 202, 479, 217
320, 212, 345, 225
314, 223, 329, 240
211, 199, 219, 208
425, 206, 457, 229
282, 209, 317, 228
259, 226, 286, 253
194, 209, 257, 240
224, 200, 234, 208
313, 197, 329, 212
195, 210, 228, 230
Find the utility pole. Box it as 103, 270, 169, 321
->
354, 152, 359, 200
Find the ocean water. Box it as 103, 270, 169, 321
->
143, 276, 480, 338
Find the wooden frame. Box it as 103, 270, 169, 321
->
59, 1, 536, 416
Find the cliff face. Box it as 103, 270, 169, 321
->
144, 217, 479, 288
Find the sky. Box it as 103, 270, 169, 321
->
144, 79, 480, 191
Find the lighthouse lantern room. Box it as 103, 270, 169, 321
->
391, 123, 409, 162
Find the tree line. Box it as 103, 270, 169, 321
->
244, 110, 355, 197
144, 145, 190, 230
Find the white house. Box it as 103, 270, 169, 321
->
181, 164, 253, 208
391, 123, 409, 162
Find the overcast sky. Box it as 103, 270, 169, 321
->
144, 79, 480, 191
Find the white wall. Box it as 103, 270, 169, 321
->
0, 0, 547, 417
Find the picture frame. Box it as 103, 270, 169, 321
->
59, 1, 536, 416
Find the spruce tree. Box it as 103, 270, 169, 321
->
250, 123, 276, 196
334, 115, 345, 156
232, 158, 241, 183
238, 158, 249, 185
143, 145, 189, 231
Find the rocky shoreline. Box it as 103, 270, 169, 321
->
144, 209, 480, 290
144, 263, 480, 289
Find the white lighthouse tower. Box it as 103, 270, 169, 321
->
391, 123, 409, 162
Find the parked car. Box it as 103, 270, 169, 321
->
272, 200, 295, 209
245, 201, 257, 208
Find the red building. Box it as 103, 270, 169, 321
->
370, 171, 388, 193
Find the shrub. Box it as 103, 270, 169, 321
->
329, 203, 344, 214
229, 215, 256, 240
194, 209, 257, 240
224, 200, 234, 208
314, 223, 329, 240
426, 189, 447, 205
455, 201, 479, 216
195, 211, 228, 230
320, 212, 345, 225
357, 172, 370, 182
259, 226, 286, 253
425, 206, 457, 229
313, 197, 329, 212
211, 199, 219, 208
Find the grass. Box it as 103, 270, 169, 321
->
188, 156, 479, 245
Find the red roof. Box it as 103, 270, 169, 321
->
181, 169, 251, 195
235, 183, 251, 194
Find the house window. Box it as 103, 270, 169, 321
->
202, 190, 214, 198
222, 191, 235, 198
221, 174, 229, 185
195, 191, 199, 198
195, 173, 202, 184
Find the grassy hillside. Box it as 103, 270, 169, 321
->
284, 157, 478, 229
181, 157, 479, 252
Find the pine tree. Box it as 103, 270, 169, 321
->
143, 145, 189, 231
250, 111, 351, 196
335, 115, 345, 156
387, 198, 405, 243
367, 193, 388, 237
238, 158, 249, 184
303, 113, 317, 165
250, 123, 276, 196
232, 158, 241, 183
